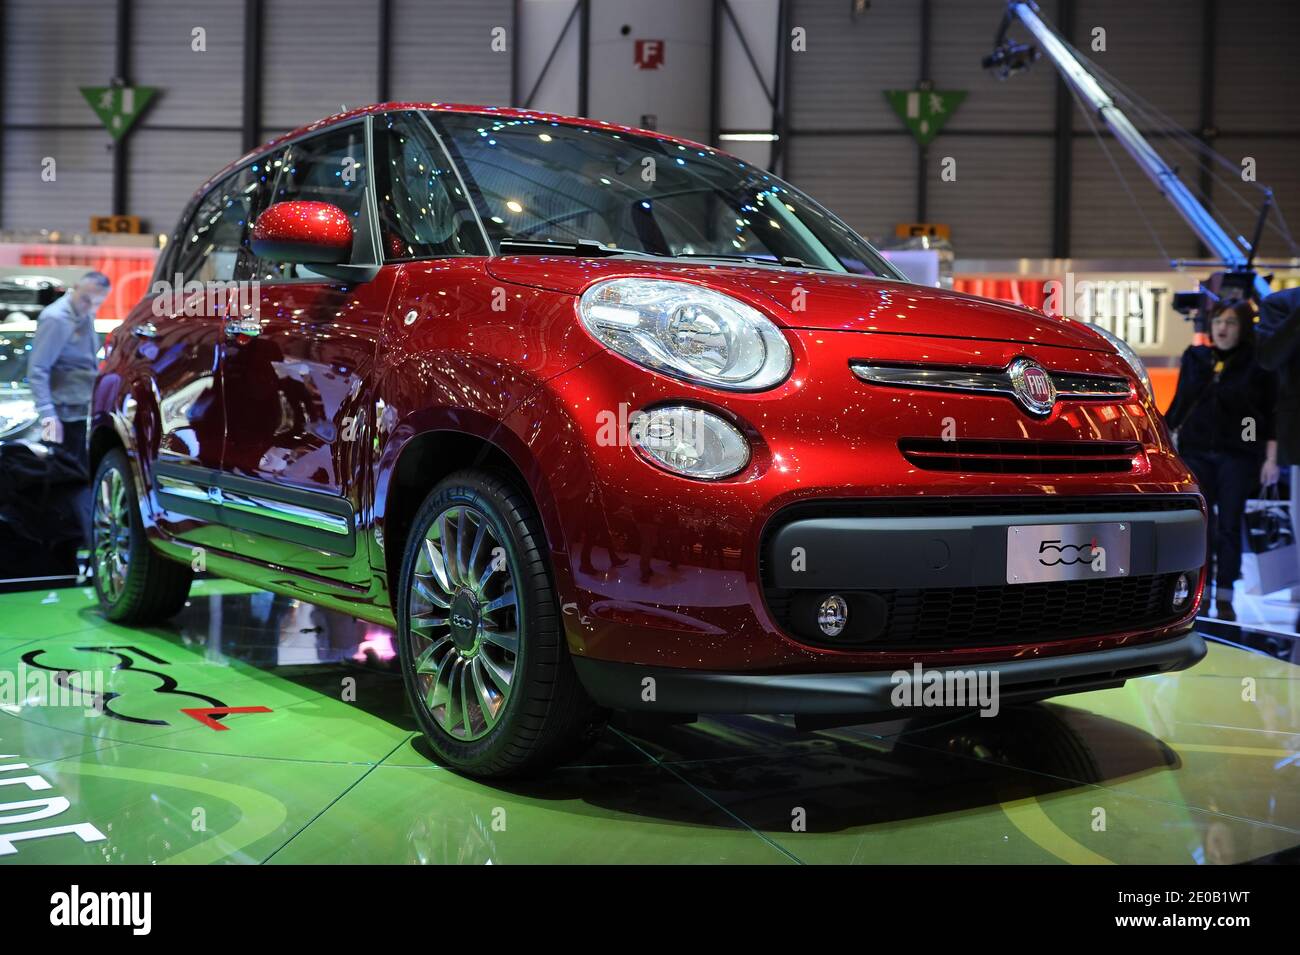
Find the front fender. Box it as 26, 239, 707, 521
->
90, 364, 165, 535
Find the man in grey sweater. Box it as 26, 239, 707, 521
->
28, 271, 111, 468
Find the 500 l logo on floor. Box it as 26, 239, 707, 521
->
21, 645, 229, 726
0, 755, 106, 857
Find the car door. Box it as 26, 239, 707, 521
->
141, 162, 269, 552
220, 120, 393, 586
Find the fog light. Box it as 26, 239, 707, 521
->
629, 405, 750, 479
818, 595, 849, 637
1171, 572, 1191, 611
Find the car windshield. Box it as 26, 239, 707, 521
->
428, 111, 901, 278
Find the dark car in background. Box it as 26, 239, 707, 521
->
0, 275, 63, 325
0, 314, 90, 585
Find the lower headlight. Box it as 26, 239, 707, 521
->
629, 405, 750, 480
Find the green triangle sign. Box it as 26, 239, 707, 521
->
80, 85, 158, 140
884, 88, 966, 146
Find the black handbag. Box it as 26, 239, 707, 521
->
0, 441, 88, 546
1241, 485, 1300, 594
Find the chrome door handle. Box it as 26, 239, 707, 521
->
132, 322, 158, 338
224, 317, 261, 338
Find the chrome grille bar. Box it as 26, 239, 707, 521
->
849, 362, 1131, 400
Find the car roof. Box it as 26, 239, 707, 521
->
192, 102, 724, 207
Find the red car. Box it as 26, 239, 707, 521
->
89, 104, 1207, 777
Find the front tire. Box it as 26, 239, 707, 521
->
91, 448, 192, 623
396, 469, 602, 778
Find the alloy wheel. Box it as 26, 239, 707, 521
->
93, 467, 132, 602
407, 504, 520, 741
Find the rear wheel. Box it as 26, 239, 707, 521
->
91, 449, 192, 623
396, 469, 602, 777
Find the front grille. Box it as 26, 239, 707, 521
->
899, 437, 1142, 474
763, 573, 1180, 650
766, 494, 1201, 522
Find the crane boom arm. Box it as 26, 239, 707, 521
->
1007, 1, 1272, 300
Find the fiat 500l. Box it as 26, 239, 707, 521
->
90, 104, 1207, 777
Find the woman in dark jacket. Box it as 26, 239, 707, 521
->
1165, 301, 1278, 619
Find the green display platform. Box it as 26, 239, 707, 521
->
0, 583, 1296, 864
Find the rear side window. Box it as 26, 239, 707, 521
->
372, 111, 486, 259
247, 124, 373, 281
170, 163, 270, 285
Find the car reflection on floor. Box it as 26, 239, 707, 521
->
0, 582, 1295, 864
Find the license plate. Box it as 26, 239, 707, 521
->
1006, 522, 1131, 584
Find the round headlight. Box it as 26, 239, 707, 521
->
578, 277, 792, 390
1087, 324, 1153, 401
629, 405, 750, 479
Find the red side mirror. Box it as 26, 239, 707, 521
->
251, 201, 353, 265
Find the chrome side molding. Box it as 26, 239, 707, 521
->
220, 488, 351, 536
152, 461, 356, 554
156, 472, 209, 504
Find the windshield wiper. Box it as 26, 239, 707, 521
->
671, 252, 829, 270
495, 241, 828, 271
497, 239, 656, 258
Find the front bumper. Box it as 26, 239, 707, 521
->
573, 627, 1206, 716
762, 499, 1206, 648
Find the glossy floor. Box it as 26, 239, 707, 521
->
0, 581, 1296, 864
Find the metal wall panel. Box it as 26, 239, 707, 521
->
1070, 137, 1200, 259
1213, 136, 1300, 261
1, 130, 113, 233
1071, 0, 1202, 132
126, 128, 242, 237
927, 135, 1055, 258
786, 134, 915, 245
390, 0, 513, 105
133, 0, 245, 129
788, 0, 921, 131
262, 0, 380, 132
589, 0, 712, 145
518, 0, 580, 115
931, 0, 1058, 132
719, 0, 780, 133
1215, 0, 1300, 131
2, 0, 117, 125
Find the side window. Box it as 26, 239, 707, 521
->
248, 124, 373, 281
372, 111, 486, 259
170, 163, 271, 285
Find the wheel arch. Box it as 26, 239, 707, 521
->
89, 370, 162, 532
376, 418, 565, 611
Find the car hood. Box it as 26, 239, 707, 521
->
486, 256, 1108, 350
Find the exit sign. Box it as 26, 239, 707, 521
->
895, 222, 951, 240
90, 215, 142, 234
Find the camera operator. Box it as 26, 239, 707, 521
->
1256, 285, 1300, 630
1166, 300, 1277, 620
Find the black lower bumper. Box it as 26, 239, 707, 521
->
572, 627, 1206, 717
